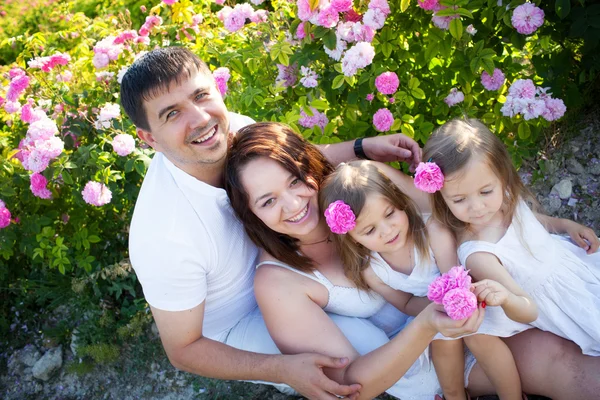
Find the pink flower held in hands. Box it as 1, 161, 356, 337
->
443, 288, 478, 320
428, 275, 452, 304
444, 88, 464, 107
375, 71, 399, 95
0, 201, 11, 229
112, 134, 136, 156
373, 108, 394, 132
325, 200, 356, 234
213, 67, 231, 96
481, 68, 505, 91
82, 181, 112, 207
414, 162, 444, 193
512, 3, 544, 35
30, 173, 52, 199
446, 266, 472, 290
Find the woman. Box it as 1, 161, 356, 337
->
225, 122, 600, 400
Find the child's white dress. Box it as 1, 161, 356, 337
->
458, 200, 600, 356
370, 250, 532, 339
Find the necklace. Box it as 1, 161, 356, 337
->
300, 236, 332, 246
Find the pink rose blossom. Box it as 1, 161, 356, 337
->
163, 0, 178, 4
466, 24, 477, 35
4, 101, 21, 114
297, 0, 318, 22
481, 68, 505, 91
375, 71, 399, 95
521, 98, 546, 120
388, 97, 395, 103
373, 108, 394, 132
300, 66, 319, 88
56, 70, 73, 82
99, 102, 121, 122
444, 88, 464, 107
299, 107, 329, 131
368, 0, 390, 15
30, 173, 52, 199
417, 0, 439, 11
324, 37, 348, 61
250, 10, 268, 23
82, 181, 112, 206
414, 162, 444, 193
28, 117, 58, 140
317, 6, 339, 28
324, 200, 356, 234
331, 0, 353, 13
508, 79, 536, 99
112, 134, 136, 156
251, 0, 265, 4
9, 68, 25, 78
443, 288, 478, 320
341, 42, 375, 76
213, 67, 231, 96
446, 266, 472, 290
512, 3, 544, 35
296, 22, 307, 39
363, 8, 386, 30
427, 274, 452, 304
34, 136, 64, 159
366, 93, 374, 101
6, 74, 30, 102
114, 30, 138, 44
93, 36, 123, 69
542, 98, 566, 121
0, 202, 11, 229
215, 0, 225, 4
224, 9, 247, 32
140, 5, 147, 12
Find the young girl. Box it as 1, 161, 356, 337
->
319, 160, 527, 400
421, 118, 600, 357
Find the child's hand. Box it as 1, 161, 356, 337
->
563, 220, 600, 254
471, 279, 511, 307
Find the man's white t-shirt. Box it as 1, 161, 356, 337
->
129, 112, 258, 340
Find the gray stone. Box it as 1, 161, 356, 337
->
590, 163, 600, 176
541, 195, 562, 214
151, 322, 160, 338
70, 328, 81, 356
19, 345, 42, 367
566, 158, 585, 175
7, 345, 42, 377
32, 346, 63, 381
543, 160, 559, 175
551, 179, 572, 200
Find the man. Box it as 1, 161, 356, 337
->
121, 47, 423, 399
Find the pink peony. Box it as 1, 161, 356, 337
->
4, 101, 21, 114
0, 202, 11, 229
446, 266, 472, 290
512, 3, 544, 35
317, 6, 339, 28
297, 0, 318, 22
444, 88, 464, 107
481, 68, 505, 91
213, 67, 231, 96
417, 0, 439, 11
6, 74, 30, 102
30, 173, 52, 199
27, 117, 58, 140
341, 42, 375, 76
427, 274, 452, 304
508, 79, 536, 99
542, 98, 566, 122
368, 0, 390, 15
224, 9, 247, 32
114, 30, 138, 44
324, 200, 356, 234
9, 68, 25, 78
331, 0, 353, 13
112, 134, 136, 156
373, 108, 394, 132
443, 288, 478, 320
99, 102, 121, 121
363, 8, 386, 30
375, 71, 399, 95
414, 162, 444, 193
82, 181, 112, 207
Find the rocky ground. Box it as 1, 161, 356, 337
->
1, 114, 599, 400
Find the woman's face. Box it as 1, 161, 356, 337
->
239, 157, 321, 240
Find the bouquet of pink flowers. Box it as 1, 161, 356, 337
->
427, 266, 478, 320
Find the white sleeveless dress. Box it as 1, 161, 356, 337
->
458, 200, 600, 356
370, 250, 532, 339
256, 260, 473, 400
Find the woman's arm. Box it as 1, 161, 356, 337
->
370, 161, 432, 213
363, 266, 430, 317
255, 263, 485, 399
465, 252, 538, 323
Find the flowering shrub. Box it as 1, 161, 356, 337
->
0, 0, 598, 344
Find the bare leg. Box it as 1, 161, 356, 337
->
464, 334, 522, 400
431, 340, 468, 400
503, 329, 600, 400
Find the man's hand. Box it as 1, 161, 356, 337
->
362, 134, 422, 171
279, 353, 361, 400
563, 219, 600, 254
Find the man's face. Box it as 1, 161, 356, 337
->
138, 69, 230, 180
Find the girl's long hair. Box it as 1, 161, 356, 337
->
225, 122, 334, 272
319, 161, 430, 290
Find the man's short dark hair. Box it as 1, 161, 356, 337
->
120, 47, 212, 131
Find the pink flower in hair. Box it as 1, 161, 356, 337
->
427, 274, 452, 304
325, 200, 356, 234
414, 162, 444, 193
443, 288, 477, 320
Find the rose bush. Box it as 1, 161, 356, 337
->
0, 0, 598, 349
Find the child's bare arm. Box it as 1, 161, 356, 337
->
363, 266, 430, 316
535, 212, 599, 254
427, 219, 459, 273
466, 252, 538, 323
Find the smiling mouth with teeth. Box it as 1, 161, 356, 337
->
191, 126, 217, 144
286, 204, 309, 223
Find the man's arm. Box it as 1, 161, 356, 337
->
318, 134, 422, 170
151, 302, 361, 400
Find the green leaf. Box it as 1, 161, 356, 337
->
555, 0, 571, 19
310, 99, 329, 110
331, 75, 345, 90
411, 88, 426, 99
518, 122, 531, 139
408, 77, 420, 90
323, 31, 337, 50
381, 42, 393, 58
62, 170, 73, 185
449, 18, 463, 41
88, 235, 101, 243
454, 8, 474, 18
481, 58, 495, 75
401, 123, 415, 138
390, 119, 402, 131
400, 0, 410, 12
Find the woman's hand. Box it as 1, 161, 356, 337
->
362, 134, 422, 171
421, 303, 485, 338
472, 279, 511, 307
563, 219, 600, 254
